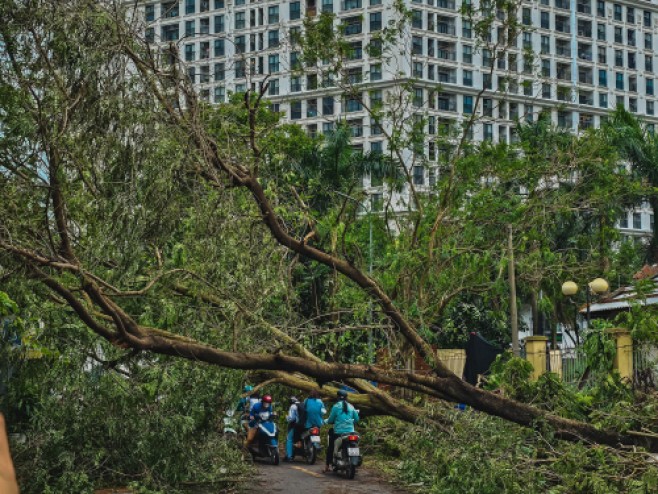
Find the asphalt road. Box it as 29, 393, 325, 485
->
245, 457, 409, 494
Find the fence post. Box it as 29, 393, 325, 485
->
549, 349, 562, 378
524, 336, 548, 381
605, 328, 633, 381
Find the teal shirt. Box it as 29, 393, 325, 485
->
327, 401, 359, 434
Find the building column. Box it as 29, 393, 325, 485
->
525, 336, 548, 381
605, 328, 633, 381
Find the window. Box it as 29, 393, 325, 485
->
541, 35, 550, 54
522, 8, 531, 25
322, 96, 334, 115
307, 99, 318, 117
522, 32, 532, 49
628, 30, 636, 47
599, 92, 608, 107
184, 44, 195, 61
370, 63, 382, 81
343, 16, 362, 35
483, 123, 493, 141
200, 0, 209, 11
613, 4, 621, 22
462, 45, 472, 64
413, 61, 423, 78
200, 41, 209, 59
214, 86, 225, 103
412, 36, 423, 55
542, 83, 551, 98
290, 51, 301, 70
629, 52, 636, 69
615, 50, 623, 67
412, 10, 423, 29
268, 30, 279, 48
596, 0, 604, 17
542, 59, 551, 76
290, 76, 302, 92
616, 72, 624, 90
185, 20, 195, 37
370, 12, 382, 31
633, 212, 642, 230
371, 193, 383, 213
630, 75, 637, 92
597, 23, 605, 41
235, 35, 246, 53
322, 0, 334, 13
650, 101, 656, 116
627, 7, 634, 23
462, 20, 472, 38
215, 0, 224, 7
307, 74, 318, 90
214, 39, 225, 57
599, 69, 607, 86
343, 0, 362, 9
647, 55, 654, 72
413, 166, 425, 185
463, 70, 473, 86
614, 27, 622, 44
290, 2, 301, 20
541, 11, 550, 29
291, 101, 302, 120
268, 54, 279, 72
145, 27, 155, 42
199, 65, 210, 83
645, 11, 652, 28
200, 18, 209, 35
234, 60, 245, 78
463, 95, 473, 113
214, 14, 225, 32
647, 79, 654, 96
162, 1, 179, 17
235, 11, 245, 29
577, 0, 591, 14
186, 0, 195, 14
347, 41, 362, 60
598, 46, 606, 64
483, 98, 493, 117
370, 89, 383, 107
268, 6, 279, 24
214, 62, 225, 81
145, 4, 155, 22
619, 213, 629, 229
646, 33, 653, 50
345, 95, 363, 112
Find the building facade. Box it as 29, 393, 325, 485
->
140, 0, 657, 235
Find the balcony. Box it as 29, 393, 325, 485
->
578, 69, 593, 84
437, 42, 456, 61
556, 16, 570, 34
436, 17, 456, 36
438, 68, 456, 83
556, 40, 571, 57
579, 91, 594, 105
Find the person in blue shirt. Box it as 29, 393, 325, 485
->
303, 389, 326, 429
236, 385, 255, 433
284, 396, 300, 462
244, 394, 273, 448
323, 389, 359, 473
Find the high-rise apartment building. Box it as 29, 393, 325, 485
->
140, 0, 657, 236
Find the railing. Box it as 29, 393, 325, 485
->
634, 343, 658, 389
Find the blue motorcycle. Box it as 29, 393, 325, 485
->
248, 410, 280, 465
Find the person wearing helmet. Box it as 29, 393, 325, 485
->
323, 389, 359, 473
245, 394, 274, 448
236, 385, 255, 433
284, 396, 300, 462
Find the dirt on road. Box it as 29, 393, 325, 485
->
244, 459, 409, 494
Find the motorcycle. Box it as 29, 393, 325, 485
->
222, 409, 239, 435
292, 426, 322, 464
247, 410, 280, 465
330, 432, 362, 479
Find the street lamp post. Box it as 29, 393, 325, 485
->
561, 277, 609, 332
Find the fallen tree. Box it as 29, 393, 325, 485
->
0, 0, 654, 453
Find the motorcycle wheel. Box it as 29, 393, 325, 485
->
346, 464, 356, 480
305, 445, 316, 465
271, 449, 280, 466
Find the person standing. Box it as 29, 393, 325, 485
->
284, 396, 300, 462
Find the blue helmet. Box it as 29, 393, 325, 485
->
337, 389, 348, 400
244, 385, 254, 392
